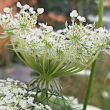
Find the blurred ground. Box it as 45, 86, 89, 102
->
0, 63, 34, 82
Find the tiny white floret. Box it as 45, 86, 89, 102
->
70, 10, 78, 18
16, 2, 22, 8
3, 7, 11, 13
23, 4, 30, 10
37, 8, 44, 14
77, 16, 86, 22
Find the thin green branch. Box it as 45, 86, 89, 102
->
98, 0, 104, 27
82, 60, 97, 110
82, 0, 104, 110
49, 44, 73, 77
53, 49, 100, 78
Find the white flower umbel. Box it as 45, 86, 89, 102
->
0, 3, 110, 100
0, 78, 52, 110
63, 96, 102, 110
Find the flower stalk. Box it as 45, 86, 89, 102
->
82, 0, 104, 110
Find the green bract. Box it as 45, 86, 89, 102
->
0, 2, 110, 95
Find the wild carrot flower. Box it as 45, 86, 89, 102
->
0, 78, 51, 110
0, 2, 110, 99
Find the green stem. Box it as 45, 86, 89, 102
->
40, 79, 49, 103
49, 44, 73, 77
98, 0, 104, 27
82, 0, 104, 110
82, 60, 96, 110
40, 92, 45, 102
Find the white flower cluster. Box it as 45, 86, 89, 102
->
64, 96, 101, 110
0, 2, 43, 28
65, 20, 110, 63
0, 78, 51, 110
0, 2, 110, 64
70, 10, 86, 22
